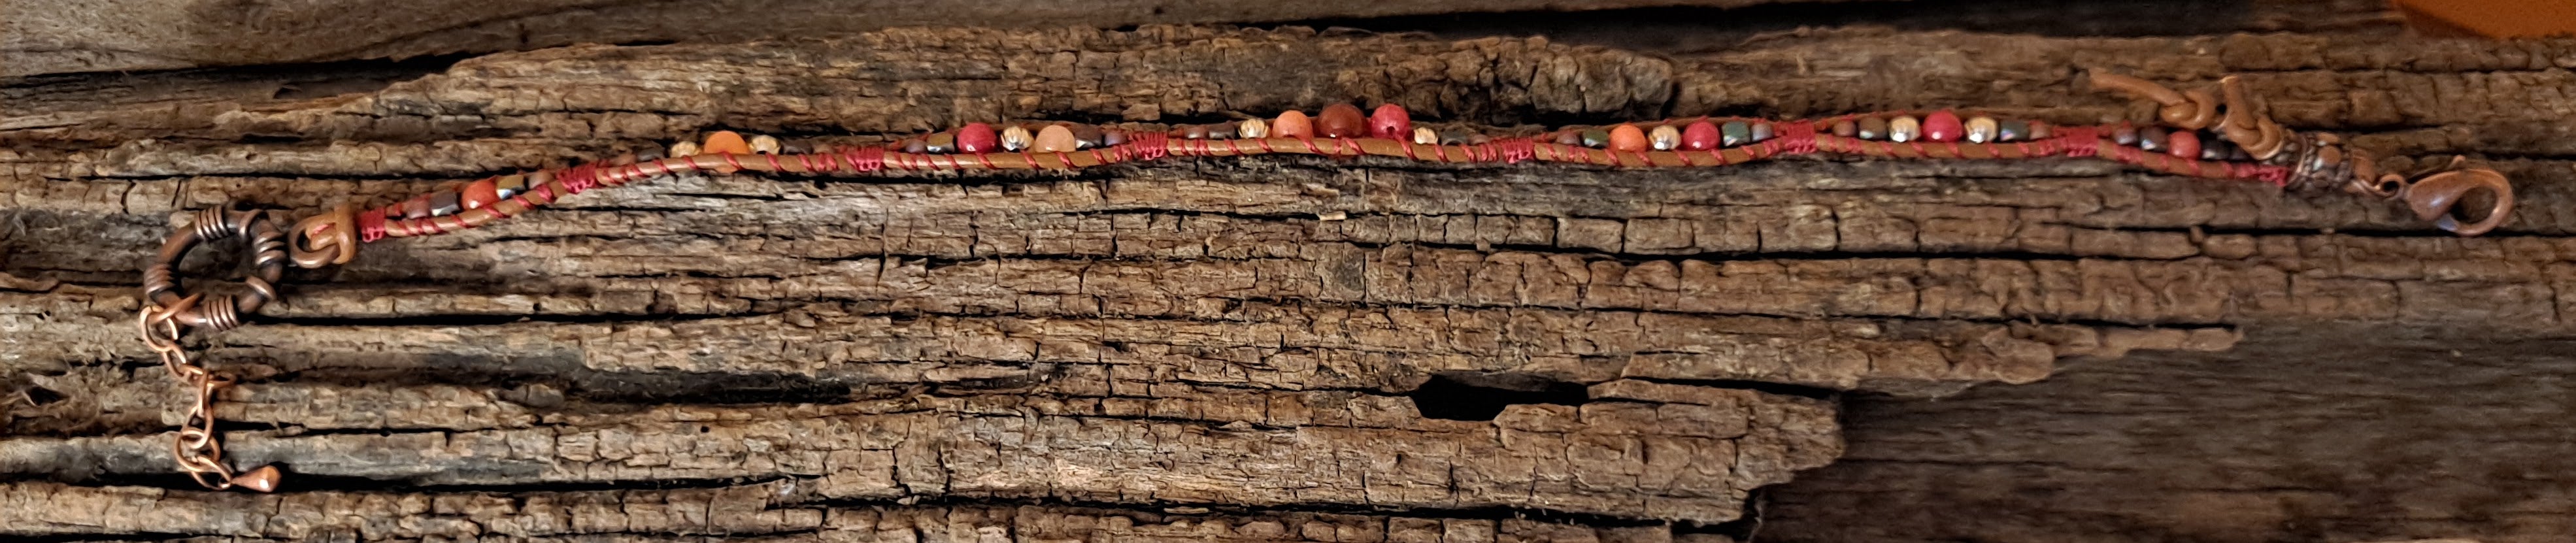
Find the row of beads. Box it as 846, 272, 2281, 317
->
1828, 110, 2052, 144
363, 104, 2305, 241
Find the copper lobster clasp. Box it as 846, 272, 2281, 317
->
2383, 157, 2515, 237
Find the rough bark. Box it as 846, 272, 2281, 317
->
1, 18, 2569, 543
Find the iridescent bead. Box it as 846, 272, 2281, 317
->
1554, 129, 1584, 146
1413, 127, 1439, 145
1438, 129, 1473, 145
493, 174, 528, 199
1607, 124, 1648, 152
1648, 125, 1681, 150
2028, 122, 2052, 139
1000, 125, 1033, 151
1103, 129, 1129, 146
900, 138, 928, 154
1681, 122, 1720, 150
750, 135, 782, 154
1888, 116, 1921, 143
1318, 104, 1366, 138
1239, 118, 1270, 139
1856, 117, 1888, 140
2113, 125, 2140, 146
1177, 124, 1209, 139
1206, 122, 1237, 139
925, 132, 956, 154
1996, 120, 2029, 142
427, 191, 461, 217
1369, 104, 1411, 140
956, 123, 997, 153
1720, 121, 1750, 147
701, 131, 752, 155
401, 195, 431, 220
1921, 110, 1963, 142
2200, 137, 2233, 161
1964, 116, 1998, 144
1750, 122, 1773, 142
1579, 129, 1611, 148
1273, 111, 1314, 139
2139, 127, 2167, 152
1071, 125, 1106, 148
1033, 125, 1079, 152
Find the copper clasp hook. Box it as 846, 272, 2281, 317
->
2390, 157, 2515, 237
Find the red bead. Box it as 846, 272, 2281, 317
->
1681, 122, 1720, 150
1368, 104, 1411, 139
957, 123, 998, 154
1922, 110, 1964, 142
1318, 103, 1366, 138
1273, 111, 1314, 139
461, 178, 501, 210
2167, 130, 2201, 159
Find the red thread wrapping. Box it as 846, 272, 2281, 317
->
358, 207, 388, 242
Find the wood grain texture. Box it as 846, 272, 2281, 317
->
2, 22, 2569, 543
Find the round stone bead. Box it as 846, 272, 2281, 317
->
926, 133, 956, 154
1831, 119, 1857, 137
1648, 125, 1681, 150
1554, 129, 1584, 146
1000, 125, 1033, 152
1318, 103, 1367, 138
1856, 117, 1888, 140
1750, 122, 1773, 142
461, 178, 501, 210
1413, 127, 1439, 145
1964, 116, 1998, 144
1177, 124, 1209, 139
1681, 122, 1720, 150
2113, 125, 2141, 146
669, 140, 701, 157
1273, 111, 1314, 139
2166, 129, 2201, 159
1071, 125, 1106, 148
401, 195, 432, 220
900, 138, 928, 154
1033, 125, 1080, 152
957, 123, 997, 153
1369, 104, 1411, 139
1239, 118, 1270, 139
2139, 127, 2167, 152
1206, 122, 1237, 139
702, 131, 753, 155
1888, 116, 1921, 143
1996, 120, 2029, 142
2028, 122, 2052, 139
1103, 129, 1129, 146
1438, 129, 1474, 145
1579, 129, 1612, 148
1607, 124, 1648, 152
1921, 110, 1964, 142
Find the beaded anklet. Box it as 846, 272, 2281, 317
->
134, 73, 2514, 492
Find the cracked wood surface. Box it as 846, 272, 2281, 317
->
1, 23, 2571, 543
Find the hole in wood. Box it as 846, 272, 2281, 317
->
1408, 371, 1588, 421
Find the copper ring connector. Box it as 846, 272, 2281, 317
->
290, 204, 360, 269
141, 203, 289, 334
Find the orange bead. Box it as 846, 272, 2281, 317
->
1273, 110, 1314, 139
461, 177, 501, 210
1607, 124, 1648, 152
701, 131, 753, 155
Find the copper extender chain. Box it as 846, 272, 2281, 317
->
139, 73, 2514, 492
